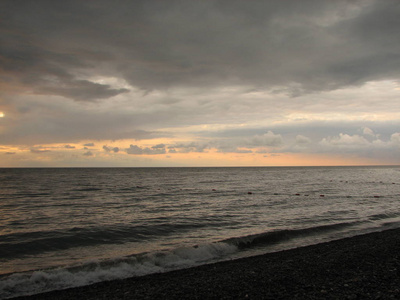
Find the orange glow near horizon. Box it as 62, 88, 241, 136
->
0, 141, 396, 168
117, 151, 386, 167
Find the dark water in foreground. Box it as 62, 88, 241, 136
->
1, 166, 399, 298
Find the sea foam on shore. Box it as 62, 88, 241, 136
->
11, 228, 400, 300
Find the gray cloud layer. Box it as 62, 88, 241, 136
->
0, 0, 399, 165
1, 0, 399, 100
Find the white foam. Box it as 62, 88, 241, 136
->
0, 242, 238, 299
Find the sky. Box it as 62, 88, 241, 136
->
0, 0, 399, 167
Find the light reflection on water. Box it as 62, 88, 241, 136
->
0, 166, 399, 275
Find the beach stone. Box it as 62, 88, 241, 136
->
12, 228, 400, 300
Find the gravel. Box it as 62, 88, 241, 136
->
12, 228, 400, 299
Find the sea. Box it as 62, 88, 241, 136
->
1, 166, 400, 299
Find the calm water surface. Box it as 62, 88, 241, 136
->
1, 166, 399, 298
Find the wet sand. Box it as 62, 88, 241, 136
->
13, 228, 400, 299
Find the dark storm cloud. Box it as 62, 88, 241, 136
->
1, 0, 400, 166
0, 15, 129, 101
1, 0, 399, 100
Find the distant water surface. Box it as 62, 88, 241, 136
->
0, 166, 399, 298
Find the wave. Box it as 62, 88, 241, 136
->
369, 212, 400, 221
223, 221, 359, 249
0, 242, 237, 299
0, 219, 240, 259
0, 222, 359, 299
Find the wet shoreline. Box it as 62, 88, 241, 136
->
12, 228, 400, 299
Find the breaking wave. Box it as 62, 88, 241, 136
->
0, 222, 360, 299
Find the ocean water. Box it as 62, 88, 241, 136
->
1, 166, 400, 298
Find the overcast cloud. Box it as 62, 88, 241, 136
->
0, 0, 399, 166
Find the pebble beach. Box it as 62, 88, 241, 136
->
12, 228, 400, 299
